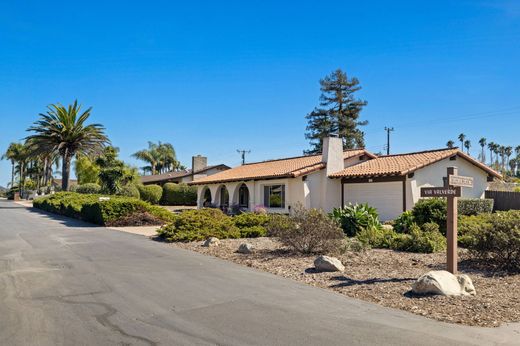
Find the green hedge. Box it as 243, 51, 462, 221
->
458, 198, 494, 215
33, 192, 174, 226
138, 184, 163, 205
75, 183, 102, 194
161, 183, 197, 206
118, 184, 140, 199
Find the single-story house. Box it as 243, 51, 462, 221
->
190, 137, 502, 220
140, 155, 230, 186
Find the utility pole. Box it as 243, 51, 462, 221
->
237, 149, 251, 165
384, 127, 394, 155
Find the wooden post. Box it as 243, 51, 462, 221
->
446, 167, 458, 274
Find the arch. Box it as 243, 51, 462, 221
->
199, 186, 213, 207
238, 183, 250, 209
215, 184, 230, 209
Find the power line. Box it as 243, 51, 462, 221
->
384, 127, 394, 155
236, 149, 251, 165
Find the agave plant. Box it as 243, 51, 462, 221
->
330, 203, 381, 237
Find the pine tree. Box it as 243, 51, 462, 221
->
304, 69, 368, 154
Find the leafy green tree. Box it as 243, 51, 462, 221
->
305, 69, 368, 154
26, 100, 109, 191
96, 146, 138, 194
75, 154, 101, 184
446, 140, 455, 148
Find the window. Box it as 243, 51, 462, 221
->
263, 185, 285, 208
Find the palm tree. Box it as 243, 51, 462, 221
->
509, 158, 518, 177
505, 146, 513, 173
499, 145, 506, 172
26, 100, 109, 191
464, 140, 471, 155
133, 142, 162, 175
515, 145, 520, 160
458, 133, 466, 149
488, 141, 495, 166
2, 143, 22, 188
478, 138, 486, 163
446, 140, 455, 148
493, 143, 501, 168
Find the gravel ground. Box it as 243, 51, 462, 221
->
172, 237, 520, 327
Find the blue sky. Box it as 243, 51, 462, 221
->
1, 1, 520, 186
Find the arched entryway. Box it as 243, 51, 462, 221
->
217, 185, 229, 209
201, 187, 212, 207
238, 183, 249, 209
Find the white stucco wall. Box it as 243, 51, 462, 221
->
408, 156, 489, 208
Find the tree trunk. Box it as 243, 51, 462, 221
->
62, 152, 72, 191
10, 161, 14, 188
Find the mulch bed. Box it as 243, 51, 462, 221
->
172, 237, 520, 327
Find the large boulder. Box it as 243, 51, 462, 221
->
203, 237, 220, 247
237, 243, 254, 254
412, 270, 476, 297
314, 256, 345, 272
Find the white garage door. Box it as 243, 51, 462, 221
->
344, 182, 403, 221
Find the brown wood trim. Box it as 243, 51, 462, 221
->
341, 181, 344, 208
341, 175, 405, 184
402, 179, 407, 212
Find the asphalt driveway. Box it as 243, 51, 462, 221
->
0, 199, 517, 345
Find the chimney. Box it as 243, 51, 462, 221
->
192, 155, 207, 173
322, 137, 344, 175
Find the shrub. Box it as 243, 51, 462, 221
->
268, 206, 344, 254
233, 212, 270, 228
356, 222, 445, 253
393, 210, 415, 233
239, 226, 267, 238
161, 183, 197, 206
118, 184, 140, 199
461, 210, 520, 272
458, 198, 494, 216
33, 192, 174, 226
75, 183, 102, 195
330, 203, 382, 237
138, 184, 163, 205
411, 198, 447, 234
157, 208, 240, 242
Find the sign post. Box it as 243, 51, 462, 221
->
420, 167, 473, 274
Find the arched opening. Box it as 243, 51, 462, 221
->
238, 184, 249, 209
219, 185, 229, 209
201, 187, 212, 207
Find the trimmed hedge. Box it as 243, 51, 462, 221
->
33, 192, 174, 226
161, 183, 197, 206
138, 184, 163, 205
118, 184, 140, 199
458, 198, 494, 216
157, 208, 240, 242
76, 183, 102, 194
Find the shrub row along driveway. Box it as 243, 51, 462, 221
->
0, 200, 517, 346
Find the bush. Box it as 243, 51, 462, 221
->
232, 212, 269, 238
460, 211, 520, 272
33, 192, 174, 226
393, 210, 415, 233
118, 184, 141, 199
138, 184, 163, 205
330, 203, 382, 237
75, 183, 102, 194
239, 226, 267, 238
161, 183, 197, 206
157, 208, 240, 242
356, 222, 446, 253
268, 206, 344, 254
458, 198, 494, 216
410, 198, 447, 234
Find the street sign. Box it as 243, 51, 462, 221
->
448, 175, 474, 188
420, 186, 461, 198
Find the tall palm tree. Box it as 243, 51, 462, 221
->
488, 141, 495, 166
515, 145, 520, 160
505, 146, 513, 173
446, 140, 455, 148
478, 138, 486, 163
499, 145, 506, 172
26, 100, 109, 191
2, 143, 22, 188
458, 133, 466, 149
464, 140, 471, 155
133, 142, 162, 175
509, 158, 518, 177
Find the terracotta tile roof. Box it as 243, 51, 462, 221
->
140, 164, 230, 184
330, 148, 502, 179
190, 150, 372, 185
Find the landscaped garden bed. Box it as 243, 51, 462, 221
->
172, 237, 520, 327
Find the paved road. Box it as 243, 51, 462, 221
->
0, 199, 518, 346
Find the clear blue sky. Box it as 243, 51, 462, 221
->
1, 0, 520, 186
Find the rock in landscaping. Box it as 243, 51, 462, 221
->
314, 255, 345, 272
412, 270, 476, 297
382, 224, 394, 231
203, 237, 220, 247
237, 243, 254, 254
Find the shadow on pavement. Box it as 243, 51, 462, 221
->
26, 207, 100, 228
